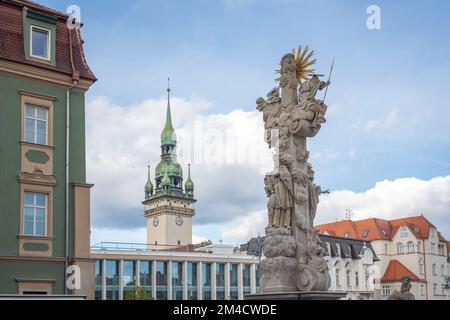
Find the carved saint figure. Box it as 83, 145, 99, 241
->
264, 175, 280, 228
273, 163, 293, 229
277, 53, 298, 106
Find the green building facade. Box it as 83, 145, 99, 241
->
0, 0, 96, 298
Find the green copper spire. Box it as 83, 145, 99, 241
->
144, 164, 154, 199
161, 78, 176, 146
184, 164, 194, 198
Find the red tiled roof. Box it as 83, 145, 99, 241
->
315, 215, 444, 241
0, 0, 96, 81
381, 259, 420, 282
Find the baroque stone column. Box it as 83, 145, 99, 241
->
256, 47, 332, 294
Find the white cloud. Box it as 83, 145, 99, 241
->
221, 210, 266, 244
86, 96, 450, 244
86, 95, 271, 231
316, 175, 450, 238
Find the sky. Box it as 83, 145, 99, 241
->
38, 0, 450, 244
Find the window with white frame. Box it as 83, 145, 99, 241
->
407, 241, 414, 253
441, 265, 445, 276
420, 284, 425, 296
384, 243, 388, 254
335, 269, 341, 287
382, 285, 391, 296
417, 241, 421, 252
419, 258, 424, 275
430, 243, 435, 254
25, 104, 48, 145
325, 242, 331, 256
397, 242, 403, 254
432, 263, 437, 275
430, 229, 435, 238
365, 271, 370, 289
433, 283, 437, 295
335, 244, 341, 257
24, 192, 47, 236
31, 26, 50, 60
400, 226, 408, 237
355, 271, 359, 288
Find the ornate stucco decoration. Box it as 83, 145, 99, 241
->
18, 170, 57, 186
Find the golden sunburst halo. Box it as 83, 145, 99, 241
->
292, 45, 317, 82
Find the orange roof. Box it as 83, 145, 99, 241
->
315, 215, 444, 241
381, 260, 420, 282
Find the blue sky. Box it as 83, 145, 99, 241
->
38, 0, 450, 241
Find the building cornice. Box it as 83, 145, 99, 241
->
18, 90, 57, 101
0, 59, 94, 92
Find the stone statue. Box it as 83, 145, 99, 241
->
256, 46, 333, 293
388, 276, 416, 300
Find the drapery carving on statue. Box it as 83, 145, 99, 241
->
273, 155, 294, 230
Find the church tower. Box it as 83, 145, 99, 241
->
143, 81, 196, 249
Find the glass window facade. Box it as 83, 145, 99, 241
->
216, 263, 225, 300
230, 263, 238, 300
187, 262, 198, 300
95, 260, 102, 300
105, 260, 119, 300
202, 262, 212, 300
123, 260, 136, 298
94, 259, 258, 300
156, 261, 168, 300
243, 264, 251, 295
140, 261, 152, 296
172, 262, 183, 300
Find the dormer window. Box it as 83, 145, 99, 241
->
400, 226, 408, 237
31, 26, 50, 60
362, 229, 369, 238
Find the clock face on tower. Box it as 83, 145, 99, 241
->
175, 216, 183, 226
153, 217, 159, 227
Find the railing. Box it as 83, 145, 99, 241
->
91, 242, 181, 251
90, 241, 212, 252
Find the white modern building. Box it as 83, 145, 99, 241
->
91, 243, 260, 300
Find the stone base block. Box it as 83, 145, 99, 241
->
260, 256, 297, 293
244, 291, 346, 300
